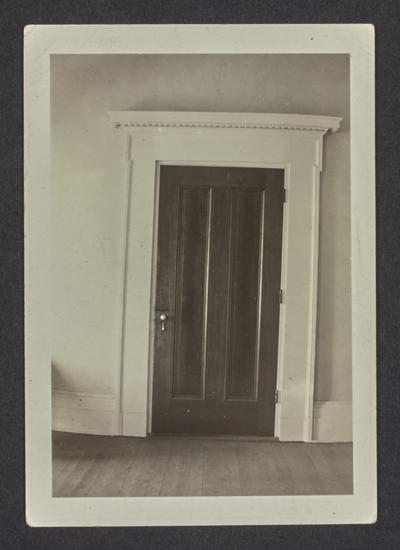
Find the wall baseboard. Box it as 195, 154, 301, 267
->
312, 400, 352, 442
52, 389, 117, 436
52, 391, 352, 442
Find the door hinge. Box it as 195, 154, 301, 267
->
283, 188, 288, 203
275, 389, 280, 404
279, 289, 284, 304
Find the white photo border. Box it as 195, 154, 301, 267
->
24, 24, 376, 526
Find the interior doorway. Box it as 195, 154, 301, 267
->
151, 165, 285, 435
110, 110, 341, 441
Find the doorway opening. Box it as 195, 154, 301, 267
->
151, 165, 285, 436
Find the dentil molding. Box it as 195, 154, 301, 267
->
109, 111, 342, 134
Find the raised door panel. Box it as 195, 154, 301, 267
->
172, 186, 210, 398
225, 187, 264, 401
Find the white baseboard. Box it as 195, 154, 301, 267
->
52, 389, 117, 436
312, 400, 352, 442
52, 391, 352, 442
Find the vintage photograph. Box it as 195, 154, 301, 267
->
50, 53, 352, 498
24, 25, 376, 526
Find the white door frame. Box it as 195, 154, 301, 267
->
109, 111, 341, 442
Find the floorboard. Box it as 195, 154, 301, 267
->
202, 440, 241, 496
159, 439, 204, 496
52, 431, 353, 497
119, 438, 172, 497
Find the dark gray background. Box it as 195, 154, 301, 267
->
1, 1, 398, 548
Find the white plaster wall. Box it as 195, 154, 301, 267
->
51, 54, 351, 402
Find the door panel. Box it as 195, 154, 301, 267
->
152, 166, 284, 435
204, 187, 231, 403
225, 188, 263, 401
172, 186, 209, 398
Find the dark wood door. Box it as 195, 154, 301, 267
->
152, 166, 284, 435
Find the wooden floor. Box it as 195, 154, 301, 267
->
52, 431, 353, 497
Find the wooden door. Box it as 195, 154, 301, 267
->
151, 166, 284, 435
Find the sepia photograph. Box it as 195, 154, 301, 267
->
51, 53, 351, 498
24, 24, 376, 526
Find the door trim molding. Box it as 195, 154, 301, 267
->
109, 111, 341, 441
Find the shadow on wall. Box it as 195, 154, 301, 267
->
52, 360, 74, 392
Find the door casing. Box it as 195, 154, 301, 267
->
109, 111, 342, 442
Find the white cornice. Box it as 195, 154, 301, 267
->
108, 111, 342, 133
